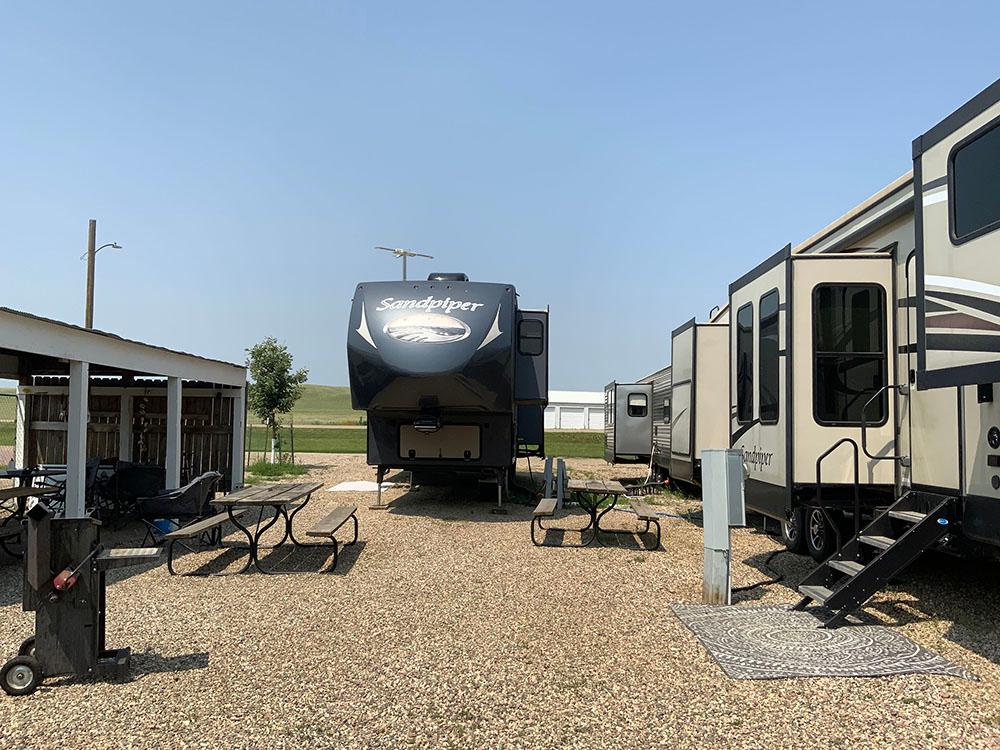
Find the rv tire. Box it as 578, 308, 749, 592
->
781, 508, 806, 554
805, 508, 839, 562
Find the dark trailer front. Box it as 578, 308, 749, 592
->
347, 274, 548, 506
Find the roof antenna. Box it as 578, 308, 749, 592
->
374, 246, 434, 281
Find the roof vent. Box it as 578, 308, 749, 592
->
427, 272, 469, 282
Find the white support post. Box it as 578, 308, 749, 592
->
118, 392, 132, 463
66, 361, 89, 518
165, 377, 182, 489
230, 385, 246, 490
14, 387, 27, 469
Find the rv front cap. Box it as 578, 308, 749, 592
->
375, 296, 486, 314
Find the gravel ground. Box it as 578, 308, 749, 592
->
0, 453, 998, 750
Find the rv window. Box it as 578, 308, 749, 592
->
951, 119, 1000, 242
518, 318, 544, 356
759, 290, 780, 424
813, 284, 887, 426
736, 302, 753, 424
627, 393, 648, 418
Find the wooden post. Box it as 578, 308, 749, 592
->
118, 391, 132, 462
165, 377, 182, 489
230, 385, 246, 490
66, 360, 89, 518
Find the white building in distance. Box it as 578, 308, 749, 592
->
544, 390, 604, 431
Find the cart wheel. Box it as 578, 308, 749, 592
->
17, 636, 35, 658
1, 656, 42, 696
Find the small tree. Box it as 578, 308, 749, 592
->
246, 337, 308, 463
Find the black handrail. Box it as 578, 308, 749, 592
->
815, 437, 861, 553
860, 384, 906, 463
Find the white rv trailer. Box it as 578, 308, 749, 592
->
668, 305, 730, 487
722, 77, 1000, 626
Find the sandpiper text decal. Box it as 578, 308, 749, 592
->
376, 296, 486, 313
743, 444, 774, 471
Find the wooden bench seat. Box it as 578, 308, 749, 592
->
631, 502, 658, 521
164, 508, 251, 576
629, 502, 662, 550
533, 498, 557, 518
305, 505, 358, 572
163, 508, 249, 541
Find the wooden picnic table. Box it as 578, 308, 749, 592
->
209, 482, 327, 574
531, 479, 628, 547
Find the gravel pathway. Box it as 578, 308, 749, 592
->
0, 453, 997, 749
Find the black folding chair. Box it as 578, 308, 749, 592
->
136, 471, 223, 546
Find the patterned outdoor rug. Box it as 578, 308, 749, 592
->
670, 604, 975, 681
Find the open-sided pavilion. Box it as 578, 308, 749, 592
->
0, 307, 247, 517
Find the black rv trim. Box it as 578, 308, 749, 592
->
671, 317, 697, 337
729, 244, 791, 296
921, 360, 1000, 390
922, 175, 948, 191
915, 153, 928, 381
913, 77, 1000, 156
927, 333, 1000, 352
889, 243, 900, 493
948, 113, 1000, 245
957, 387, 966, 498
690, 324, 698, 464
928, 290, 1000, 320
785, 254, 794, 513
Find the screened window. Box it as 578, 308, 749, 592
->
813, 284, 887, 425
951, 121, 1000, 241
627, 393, 648, 418
736, 303, 754, 424
518, 318, 544, 356
759, 290, 780, 424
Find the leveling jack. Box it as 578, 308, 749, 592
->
1, 502, 161, 696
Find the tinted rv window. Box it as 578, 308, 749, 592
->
736, 303, 753, 424
759, 290, 779, 424
813, 284, 887, 425
518, 318, 544, 356
951, 120, 1000, 241
627, 393, 648, 418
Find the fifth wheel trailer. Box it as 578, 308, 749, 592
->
347, 272, 548, 502
720, 77, 1000, 625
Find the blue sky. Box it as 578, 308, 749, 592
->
1, 2, 998, 389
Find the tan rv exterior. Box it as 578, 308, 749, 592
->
669, 306, 729, 486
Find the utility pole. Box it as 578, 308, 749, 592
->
82, 219, 122, 329
85, 220, 96, 328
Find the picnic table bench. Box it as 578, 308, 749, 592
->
163, 507, 251, 575
164, 482, 360, 575
531, 479, 661, 549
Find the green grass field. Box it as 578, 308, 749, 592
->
247, 426, 604, 459
269, 384, 363, 426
